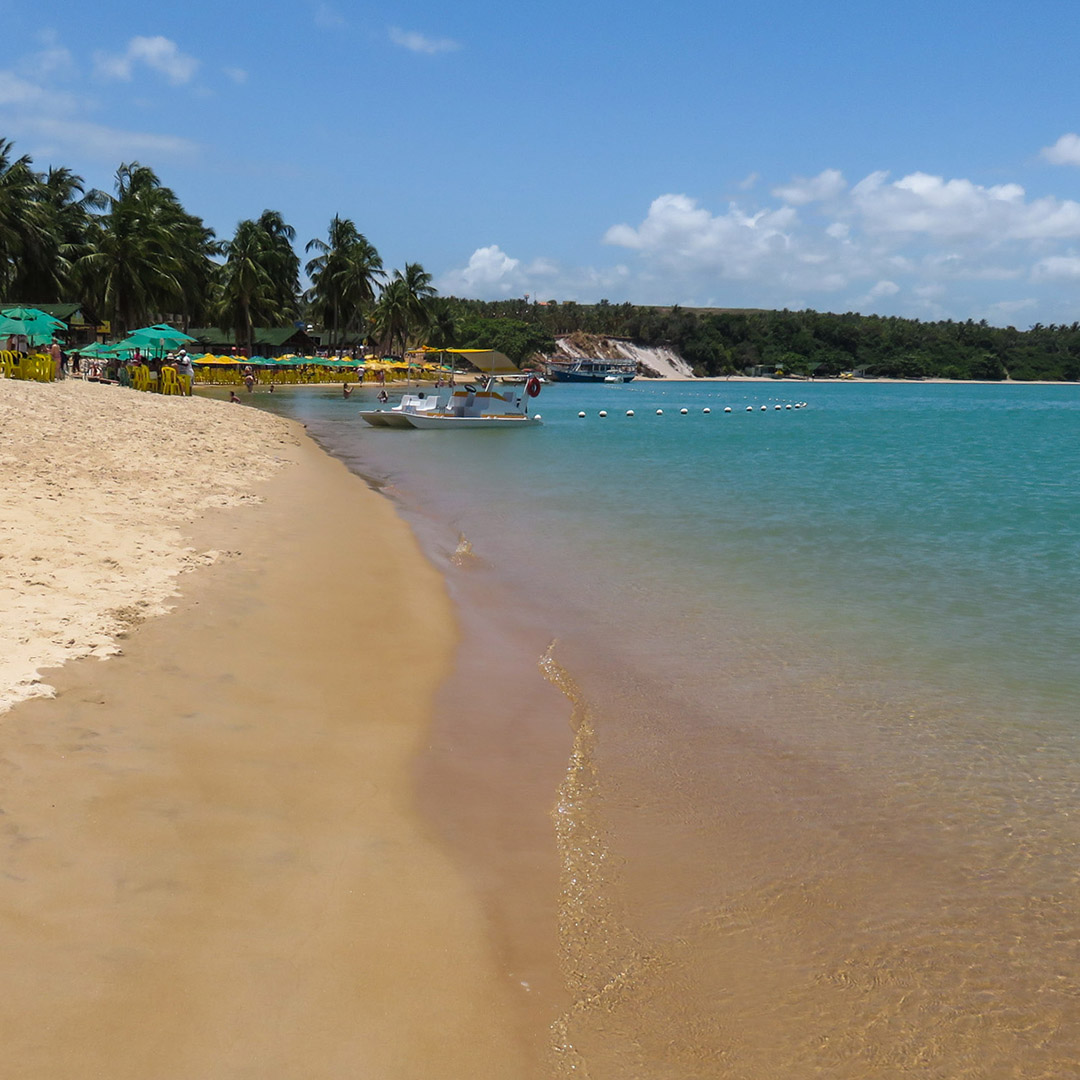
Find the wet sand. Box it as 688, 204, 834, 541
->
0, 384, 542, 1077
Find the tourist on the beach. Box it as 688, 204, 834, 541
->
229, 390, 241, 403
377, 388, 389, 403
244, 366, 255, 393
176, 350, 195, 395
343, 382, 352, 398
71, 352, 80, 375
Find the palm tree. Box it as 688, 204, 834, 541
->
77, 163, 216, 336
425, 298, 459, 349
305, 216, 384, 347
214, 219, 280, 355
23, 167, 109, 304
255, 209, 300, 319
396, 261, 436, 342
373, 277, 411, 357
0, 139, 48, 298
374, 262, 438, 355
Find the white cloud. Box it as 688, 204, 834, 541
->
438, 246, 629, 301
1031, 255, 1080, 280
583, 156, 1080, 322
987, 298, 1038, 319
848, 171, 1038, 239
914, 283, 946, 299
1041, 133, 1080, 166
0, 34, 200, 163
867, 280, 900, 299
388, 27, 461, 54
439, 245, 521, 295
20, 116, 198, 160
604, 193, 797, 278
223, 67, 248, 85
0, 70, 78, 112
772, 169, 847, 206
94, 36, 199, 86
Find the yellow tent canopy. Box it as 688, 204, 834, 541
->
434, 349, 520, 375
192, 354, 242, 365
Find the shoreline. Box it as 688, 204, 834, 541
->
196, 373, 1080, 390
0, 380, 547, 1077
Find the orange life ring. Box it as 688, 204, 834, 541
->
526, 376, 542, 398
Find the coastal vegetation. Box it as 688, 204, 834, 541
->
3, 138, 1080, 379
442, 298, 1080, 381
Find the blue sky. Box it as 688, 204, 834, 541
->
5, 0, 1080, 326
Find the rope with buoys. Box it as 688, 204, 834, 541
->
526, 375, 542, 398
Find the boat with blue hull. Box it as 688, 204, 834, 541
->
545, 357, 636, 383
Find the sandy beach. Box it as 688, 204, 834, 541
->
0, 379, 541, 1077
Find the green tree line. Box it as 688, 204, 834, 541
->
437, 298, 1080, 381
4, 137, 1080, 378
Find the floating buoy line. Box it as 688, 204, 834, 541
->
578, 402, 808, 418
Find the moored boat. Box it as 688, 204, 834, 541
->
402, 380, 541, 428
361, 349, 543, 430
359, 388, 451, 427
545, 357, 636, 383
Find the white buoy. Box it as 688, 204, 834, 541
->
786, 404, 792, 409
656, 409, 664, 415
775, 404, 782, 410
703, 407, 711, 414
680, 408, 688, 415
760, 405, 767, 411
724, 407, 732, 413
599, 410, 607, 418
626, 409, 635, 417
746, 406, 753, 411
534, 414, 542, 420
578, 411, 586, 418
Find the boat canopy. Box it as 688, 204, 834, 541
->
433, 348, 520, 375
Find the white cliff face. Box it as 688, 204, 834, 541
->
610, 341, 694, 379
552, 336, 695, 379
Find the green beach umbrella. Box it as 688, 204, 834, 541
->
117, 324, 196, 356
0, 307, 66, 343
76, 342, 123, 358
1, 306, 65, 325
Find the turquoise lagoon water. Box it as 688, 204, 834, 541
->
258, 380, 1080, 1078
265, 380, 1080, 719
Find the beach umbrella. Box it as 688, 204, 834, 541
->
0, 307, 66, 343
1, 306, 65, 326
143, 322, 194, 335
117, 324, 196, 356
73, 342, 113, 358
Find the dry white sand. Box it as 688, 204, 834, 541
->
0, 378, 297, 712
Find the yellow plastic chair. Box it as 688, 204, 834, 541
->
28, 353, 53, 381
159, 367, 181, 395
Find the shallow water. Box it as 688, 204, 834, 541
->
257, 380, 1080, 1078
